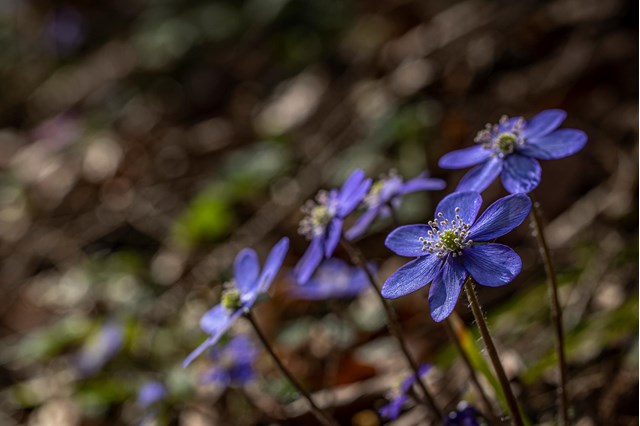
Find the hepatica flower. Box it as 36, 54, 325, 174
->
379, 364, 432, 420
201, 334, 258, 388
137, 381, 167, 408
183, 237, 289, 367
76, 321, 123, 375
439, 110, 587, 193
382, 191, 531, 322
444, 402, 482, 426
289, 258, 371, 300
345, 170, 445, 240
294, 169, 371, 284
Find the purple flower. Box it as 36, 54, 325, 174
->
183, 237, 289, 367
379, 364, 432, 420
439, 110, 587, 194
76, 321, 123, 375
444, 402, 482, 426
294, 169, 372, 284
137, 381, 167, 408
289, 258, 371, 300
345, 170, 445, 240
201, 335, 258, 388
382, 191, 531, 322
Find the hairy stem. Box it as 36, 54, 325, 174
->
245, 311, 339, 426
463, 279, 524, 426
529, 195, 569, 426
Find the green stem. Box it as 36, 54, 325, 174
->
245, 311, 339, 426
340, 239, 443, 421
463, 278, 524, 426
529, 195, 569, 426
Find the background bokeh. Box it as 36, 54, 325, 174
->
0, 0, 637, 425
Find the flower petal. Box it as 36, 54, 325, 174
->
428, 257, 466, 322
337, 169, 372, 216
345, 207, 380, 241
385, 224, 433, 257
234, 249, 260, 298
468, 193, 531, 241
519, 129, 587, 160
293, 237, 324, 284
257, 237, 289, 294
523, 109, 566, 138
501, 154, 541, 194
381, 255, 443, 299
200, 304, 235, 335
324, 218, 343, 257
183, 337, 215, 368
438, 145, 492, 169
456, 157, 503, 193
434, 191, 483, 224
398, 174, 446, 195
462, 244, 522, 287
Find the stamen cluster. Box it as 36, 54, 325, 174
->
363, 170, 400, 208
474, 115, 526, 158
419, 207, 473, 258
221, 283, 242, 311
298, 190, 337, 239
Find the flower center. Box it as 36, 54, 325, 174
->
419, 207, 473, 258
221, 288, 242, 311
474, 115, 525, 159
298, 190, 337, 239
496, 133, 516, 154
363, 170, 401, 208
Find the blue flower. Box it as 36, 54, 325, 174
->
137, 381, 167, 408
379, 364, 432, 420
444, 402, 482, 426
345, 170, 445, 240
382, 191, 531, 322
183, 237, 289, 367
439, 110, 587, 194
76, 321, 123, 375
201, 334, 258, 388
294, 169, 372, 284
289, 258, 371, 300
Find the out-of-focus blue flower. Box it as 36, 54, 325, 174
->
47, 7, 85, 55
379, 364, 432, 420
183, 237, 289, 367
444, 402, 482, 426
201, 334, 258, 388
345, 171, 445, 240
294, 169, 372, 284
76, 321, 123, 375
289, 258, 371, 300
438, 110, 587, 194
382, 192, 531, 322
137, 381, 167, 408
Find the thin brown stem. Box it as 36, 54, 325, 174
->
463, 279, 524, 426
245, 311, 339, 426
444, 314, 503, 425
340, 239, 443, 421
529, 195, 569, 426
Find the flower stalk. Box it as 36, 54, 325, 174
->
529, 195, 569, 426
463, 278, 524, 426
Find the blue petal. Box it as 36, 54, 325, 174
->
523, 109, 566, 138
462, 244, 522, 287
200, 304, 235, 335
438, 145, 492, 169
468, 194, 531, 241
293, 237, 324, 284
385, 224, 433, 257
501, 154, 541, 194
345, 207, 379, 240
519, 129, 587, 160
434, 191, 483, 224
398, 174, 446, 195
337, 169, 372, 217
428, 257, 466, 322
381, 255, 444, 299
324, 218, 343, 257
183, 337, 216, 368
257, 237, 289, 294
234, 249, 260, 299
456, 157, 503, 193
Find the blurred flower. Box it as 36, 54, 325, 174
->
382, 192, 531, 322
438, 110, 587, 193
289, 258, 371, 300
444, 402, 482, 426
76, 321, 123, 376
183, 237, 289, 367
201, 334, 258, 388
46, 7, 85, 55
379, 364, 432, 420
137, 381, 167, 408
345, 170, 445, 240
294, 169, 372, 284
